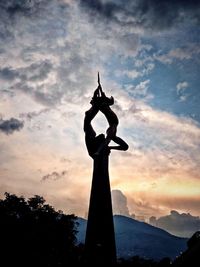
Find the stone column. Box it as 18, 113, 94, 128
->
85, 150, 116, 266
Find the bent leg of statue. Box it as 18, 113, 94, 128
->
109, 135, 129, 151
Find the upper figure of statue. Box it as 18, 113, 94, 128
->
84, 73, 129, 158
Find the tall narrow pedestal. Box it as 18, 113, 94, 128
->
85, 153, 116, 266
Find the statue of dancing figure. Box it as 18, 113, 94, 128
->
84, 74, 128, 158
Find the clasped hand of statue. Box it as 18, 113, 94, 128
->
90, 86, 114, 108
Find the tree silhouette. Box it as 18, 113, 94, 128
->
173, 231, 200, 267
1, 192, 197, 267
0, 192, 78, 267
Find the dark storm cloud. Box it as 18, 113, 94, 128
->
0, 1, 49, 41
0, 67, 17, 80
21, 61, 52, 82
41, 170, 67, 182
33, 85, 64, 106
79, 0, 200, 30
0, 61, 57, 106
12, 82, 63, 107
0, 117, 24, 134
0, 0, 47, 15
0, 0, 94, 107
0, 61, 52, 81
150, 210, 200, 238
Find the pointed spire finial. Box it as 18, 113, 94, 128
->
98, 72, 100, 87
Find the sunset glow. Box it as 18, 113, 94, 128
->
0, 0, 200, 223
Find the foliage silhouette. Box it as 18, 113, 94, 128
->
173, 231, 200, 267
0, 192, 198, 267
0, 192, 78, 267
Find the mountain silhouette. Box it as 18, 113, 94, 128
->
77, 215, 187, 260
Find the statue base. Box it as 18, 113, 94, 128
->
85, 151, 116, 266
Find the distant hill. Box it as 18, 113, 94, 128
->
76, 215, 187, 260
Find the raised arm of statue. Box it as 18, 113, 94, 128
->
84, 88, 108, 158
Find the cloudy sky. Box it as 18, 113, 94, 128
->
0, 0, 200, 221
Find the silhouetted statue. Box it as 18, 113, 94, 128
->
84, 73, 128, 266
84, 74, 128, 158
